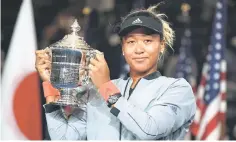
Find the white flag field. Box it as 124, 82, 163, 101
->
1, 0, 42, 140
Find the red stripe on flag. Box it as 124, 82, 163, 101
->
196, 98, 207, 121
221, 93, 226, 100
201, 112, 220, 140
200, 76, 207, 86
220, 72, 226, 80
191, 122, 200, 136
192, 86, 197, 95
219, 112, 225, 122
196, 99, 206, 112
191, 99, 206, 136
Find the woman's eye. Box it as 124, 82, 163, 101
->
144, 40, 152, 43
127, 41, 135, 44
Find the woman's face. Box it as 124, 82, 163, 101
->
122, 27, 164, 74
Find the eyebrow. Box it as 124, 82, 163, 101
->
125, 34, 155, 38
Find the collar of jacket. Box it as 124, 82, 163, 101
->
123, 71, 162, 80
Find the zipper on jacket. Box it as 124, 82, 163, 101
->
119, 78, 141, 140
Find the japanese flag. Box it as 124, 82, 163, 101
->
1, 0, 42, 140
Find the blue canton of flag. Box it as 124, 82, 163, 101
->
175, 28, 197, 93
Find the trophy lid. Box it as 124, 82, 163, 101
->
49, 19, 90, 50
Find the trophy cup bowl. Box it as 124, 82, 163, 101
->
47, 19, 97, 107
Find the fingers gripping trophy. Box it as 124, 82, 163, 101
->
36, 20, 100, 107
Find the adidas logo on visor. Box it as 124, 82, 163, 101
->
132, 18, 142, 24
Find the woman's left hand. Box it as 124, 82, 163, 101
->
89, 53, 110, 89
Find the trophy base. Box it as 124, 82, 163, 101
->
53, 100, 78, 107
52, 95, 80, 107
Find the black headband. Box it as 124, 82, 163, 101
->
119, 15, 163, 38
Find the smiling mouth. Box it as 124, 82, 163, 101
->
133, 57, 147, 61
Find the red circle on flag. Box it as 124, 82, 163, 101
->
13, 72, 42, 140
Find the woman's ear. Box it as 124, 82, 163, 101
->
160, 40, 165, 53
122, 47, 125, 56
121, 38, 125, 56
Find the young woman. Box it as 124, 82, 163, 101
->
35, 5, 196, 140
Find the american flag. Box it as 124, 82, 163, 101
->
175, 27, 197, 140
175, 28, 197, 94
191, 0, 227, 140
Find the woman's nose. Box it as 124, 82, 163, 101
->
134, 42, 145, 54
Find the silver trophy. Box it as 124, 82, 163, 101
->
47, 19, 98, 107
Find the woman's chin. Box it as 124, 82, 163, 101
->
131, 67, 149, 74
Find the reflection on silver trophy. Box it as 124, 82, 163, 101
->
46, 19, 98, 107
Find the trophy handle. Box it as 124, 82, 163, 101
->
45, 47, 52, 82
86, 49, 97, 64
80, 49, 98, 85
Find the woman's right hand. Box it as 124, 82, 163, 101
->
35, 48, 51, 82
36, 48, 60, 103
